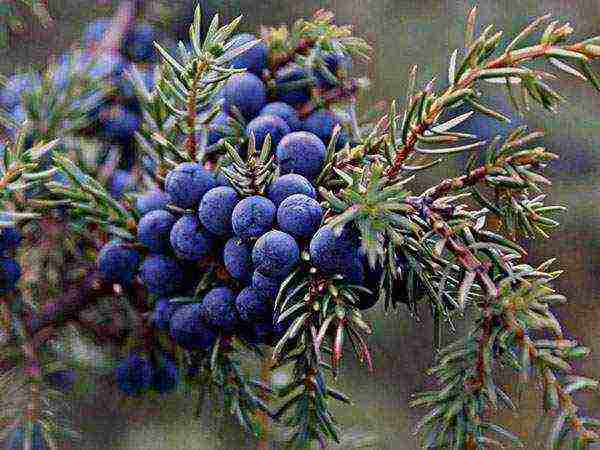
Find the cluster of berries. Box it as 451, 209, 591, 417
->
95, 30, 398, 396
0, 219, 22, 296
116, 351, 179, 396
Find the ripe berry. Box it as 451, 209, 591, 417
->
302, 109, 349, 149
137, 210, 177, 253
341, 256, 365, 285
252, 230, 300, 279
229, 33, 268, 75
44, 369, 76, 393
0, 257, 21, 294
245, 114, 291, 151
274, 64, 312, 106
116, 353, 153, 397
277, 194, 323, 239
199, 186, 240, 236
165, 162, 217, 209
153, 298, 180, 332
309, 226, 360, 273
169, 303, 217, 350
235, 287, 270, 323
97, 241, 141, 285
252, 270, 280, 301
108, 169, 134, 200
6, 422, 48, 450
151, 356, 180, 394
0, 223, 22, 253
136, 190, 171, 215
207, 112, 233, 146
260, 102, 302, 131
99, 104, 141, 142
231, 196, 276, 240
223, 72, 266, 120
140, 254, 184, 296
267, 174, 316, 207
223, 238, 252, 282
276, 131, 326, 181
124, 23, 157, 63
169, 215, 213, 261
200, 287, 239, 331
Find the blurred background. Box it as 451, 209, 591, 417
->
2, 1, 600, 449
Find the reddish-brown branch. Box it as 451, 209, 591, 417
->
384, 41, 587, 180
269, 38, 316, 73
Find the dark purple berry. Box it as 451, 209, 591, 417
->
274, 64, 312, 106
153, 298, 180, 332
0, 257, 21, 294
235, 287, 270, 323
223, 72, 266, 120
140, 254, 184, 296
169, 215, 213, 261
97, 241, 141, 285
223, 238, 253, 282
231, 196, 276, 240
151, 356, 179, 394
267, 174, 316, 208
252, 231, 300, 279
199, 186, 240, 236
277, 194, 323, 239
252, 271, 280, 301
116, 353, 153, 397
165, 162, 217, 209
260, 102, 302, 131
124, 22, 157, 63
169, 303, 217, 351
309, 226, 360, 273
229, 33, 268, 75
200, 287, 239, 332
276, 131, 326, 181
137, 210, 177, 253
246, 114, 291, 151
302, 109, 349, 149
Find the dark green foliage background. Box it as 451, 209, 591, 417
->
2, 1, 600, 448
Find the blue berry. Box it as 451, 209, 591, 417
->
267, 174, 316, 207
199, 186, 240, 236
169, 303, 217, 351
108, 169, 134, 200
276, 131, 326, 181
277, 194, 323, 239
151, 357, 179, 394
200, 287, 239, 331
223, 72, 266, 120
341, 256, 365, 285
231, 196, 276, 240
245, 114, 291, 151
140, 254, 184, 296
235, 287, 270, 323
302, 109, 348, 149
252, 231, 300, 279
223, 238, 252, 282
7, 423, 48, 450
116, 353, 153, 397
137, 210, 177, 253
44, 369, 76, 393
99, 104, 141, 142
0, 223, 22, 253
153, 298, 180, 332
260, 102, 302, 131
165, 162, 217, 209
207, 112, 233, 145
252, 270, 280, 301
97, 241, 141, 285
0, 257, 21, 294
309, 226, 360, 273
169, 215, 213, 261
124, 23, 158, 63
274, 64, 312, 106
136, 190, 171, 215
229, 33, 268, 75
